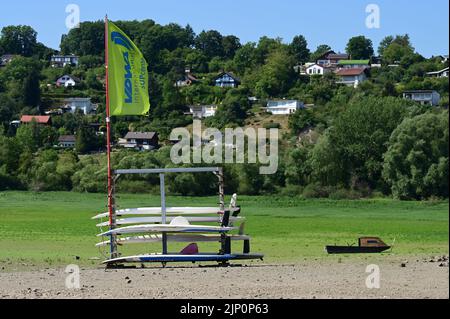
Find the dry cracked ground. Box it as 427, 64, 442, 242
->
0, 256, 448, 299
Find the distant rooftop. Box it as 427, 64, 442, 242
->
20, 115, 51, 124
339, 60, 370, 65
124, 132, 158, 140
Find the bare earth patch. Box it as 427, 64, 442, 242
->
0, 256, 448, 299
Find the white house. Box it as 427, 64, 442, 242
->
403, 90, 441, 106
56, 75, 80, 87
305, 64, 331, 76
189, 105, 218, 118
51, 55, 79, 68
266, 100, 304, 115
335, 68, 367, 87
64, 98, 95, 115
426, 67, 449, 78
214, 72, 240, 88
58, 135, 76, 149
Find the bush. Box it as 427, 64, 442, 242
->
263, 122, 281, 129
302, 183, 330, 198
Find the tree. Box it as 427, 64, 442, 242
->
232, 42, 257, 74
311, 96, 422, 189
383, 111, 449, 199
254, 48, 297, 98
310, 44, 332, 61
0, 56, 42, 107
290, 35, 310, 63
378, 35, 394, 56
195, 30, 224, 59
346, 36, 374, 59
76, 125, 99, 154
379, 34, 415, 62
222, 35, 241, 59
0, 25, 37, 56
208, 89, 250, 128
60, 21, 104, 56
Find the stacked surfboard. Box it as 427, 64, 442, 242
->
94, 204, 264, 265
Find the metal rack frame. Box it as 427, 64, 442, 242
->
108, 167, 226, 261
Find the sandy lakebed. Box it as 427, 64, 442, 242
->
0, 255, 448, 299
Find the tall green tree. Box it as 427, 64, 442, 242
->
290, 35, 310, 63
0, 25, 37, 56
346, 36, 374, 59
222, 35, 241, 59
195, 30, 224, 59
383, 111, 449, 199
255, 48, 297, 98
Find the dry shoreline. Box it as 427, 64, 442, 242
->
0, 255, 448, 299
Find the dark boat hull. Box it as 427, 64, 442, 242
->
326, 246, 391, 254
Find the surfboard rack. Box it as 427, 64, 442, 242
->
97, 167, 264, 267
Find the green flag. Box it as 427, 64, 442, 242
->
107, 21, 150, 116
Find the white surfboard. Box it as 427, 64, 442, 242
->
96, 216, 244, 227
103, 253, 264, 264
92, 207, 239, 220
95, 234, 251, 247
97, 217, 236, 237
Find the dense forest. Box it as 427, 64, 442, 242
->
0, 20, 448, 199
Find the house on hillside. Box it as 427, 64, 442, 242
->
0, 54, 16, 67
175, 70, 199, 87
371, 56, 382, 68
188, 105, 218, 119
338, 60, 371, 69
51, 55, 79, 68
64, 98, 95, 115
58, 135, 76, 149
316, 51, 349, 67
335, 68, 368, 87
56, 75, 80, 87
118, 132, 159, 151
214, 72, 240, 88
403, 90, 441, 106
266, 100, 304, 115
20, 115, 52, 125
305, 64, 333, 76
426, 67, 449, 78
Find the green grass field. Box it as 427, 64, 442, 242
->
0, 191, 448, 268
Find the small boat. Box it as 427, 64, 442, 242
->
325, 237, 391, 254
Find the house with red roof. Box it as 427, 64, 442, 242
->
20, 115, 52, 125
335, 68, 368, 88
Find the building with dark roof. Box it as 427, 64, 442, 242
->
118, 132, 159, 151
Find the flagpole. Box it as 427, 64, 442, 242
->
104, 15, 117, 260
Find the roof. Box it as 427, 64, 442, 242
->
58, 135, 76, 143
426, 67, 449, 75
124, 132, 158, 140
316, 50, 336, 60
328, 53, 349, 60
215, 72, 241, 84
339, 60, 370, 65
64, 97, 91, 102
20, 115, 51, 124
403, 90, 438, 94
57, 75, 81, 82
306, 64, 324, 69
51, 54, 78, 58
335, 68, 366, 76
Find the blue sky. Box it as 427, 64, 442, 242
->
0, 0, 448, 57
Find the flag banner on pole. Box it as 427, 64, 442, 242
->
107, 21, 150, 116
